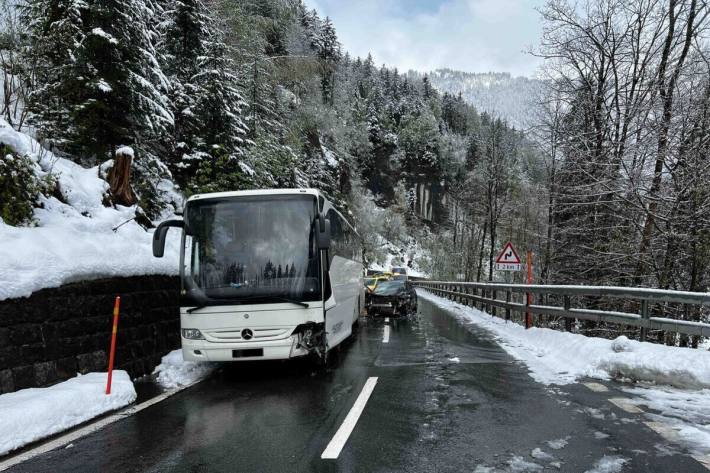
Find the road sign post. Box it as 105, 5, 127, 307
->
526, 251, 533, 329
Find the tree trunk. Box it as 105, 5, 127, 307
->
476, 219, 488, 282
636, 0, 697, 283
108, 149, 137, 207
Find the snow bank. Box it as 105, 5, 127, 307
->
417, 290, 710, 389
153, 349, 216, 389
0, 119, 180, 301
0, 371, 135, 456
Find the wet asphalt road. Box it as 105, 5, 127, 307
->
7, 294, 708, 472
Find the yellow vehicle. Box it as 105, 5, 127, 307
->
364, 275, 390, 292
364, 272, 392, 309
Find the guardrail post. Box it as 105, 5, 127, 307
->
505, 290, 511, 322
492, 288, 498, 317
640, 299, 649, 342
525, 288, 532, 329
564, 295, 572, 332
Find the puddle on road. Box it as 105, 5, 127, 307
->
375, 299, 513, 367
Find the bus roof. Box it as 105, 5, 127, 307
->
187, 189, 321, 202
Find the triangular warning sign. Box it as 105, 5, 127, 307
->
495, 242, 521, 264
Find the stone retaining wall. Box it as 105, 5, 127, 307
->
0, 276, 180, 394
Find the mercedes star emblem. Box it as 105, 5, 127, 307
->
241, 328, 253, 340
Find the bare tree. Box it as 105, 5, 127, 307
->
0, 1, 29, 129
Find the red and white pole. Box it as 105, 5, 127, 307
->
106, 296, 121, 395
526, 251, 533, 329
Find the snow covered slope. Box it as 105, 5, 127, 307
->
0, 119, 181, 301
414, 70, 543, 128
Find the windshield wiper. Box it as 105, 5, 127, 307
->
186, 298, 244, 314
268, 296, 310, 308
186, 296, 309, 312
187, 304, 208, 314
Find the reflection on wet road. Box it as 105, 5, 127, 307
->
7, 296, 708, 472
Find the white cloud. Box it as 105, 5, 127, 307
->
302, 0, 544, 77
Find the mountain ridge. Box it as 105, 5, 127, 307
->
409, 68, 543, 128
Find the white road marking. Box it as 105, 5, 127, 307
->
609, 398, 643, 414
321, 377, 379, 460
383, 325, 390, 343
583, 382, 609, 393
0, 383, 194, 471
645, 421, 682, 439
384, 317, 390, 323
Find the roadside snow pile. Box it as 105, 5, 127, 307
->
417, 290, 710, 389
0, 119, 180, 301
0, 371, 135, 456
153, 349, 216, 389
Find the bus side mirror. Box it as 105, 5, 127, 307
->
317, 215, 331, 250
153, 219, 184, 258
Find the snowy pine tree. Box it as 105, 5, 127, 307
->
22, 0, 86, 153
72, 0, 172, 161
160, 0, 215, 184
188, 36, 249, 193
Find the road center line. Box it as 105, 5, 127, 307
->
321, 377, 379, 460
609, 398, 643, 414
382, 325, 390, 343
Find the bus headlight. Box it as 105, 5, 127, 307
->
182, 329, 204, 340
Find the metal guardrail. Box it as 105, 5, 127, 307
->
412, 280, 710, 340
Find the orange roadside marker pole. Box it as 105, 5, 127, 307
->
106, 296, 121, 395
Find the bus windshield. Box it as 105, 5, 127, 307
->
183, 194, 321, 304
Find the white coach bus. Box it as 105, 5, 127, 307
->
152, 189, 364, 363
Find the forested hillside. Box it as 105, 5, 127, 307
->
0, 0, 537, 276
1, 0, 709, 316
413, 70, 543, 128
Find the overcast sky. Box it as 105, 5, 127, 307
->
302, 0, 545, 78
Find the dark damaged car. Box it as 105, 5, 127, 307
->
367, 280, 417, 317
